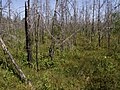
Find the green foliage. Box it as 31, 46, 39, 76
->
39, 58, 55, 69
1, 28, 120, 90
112, 12, 120, 34
85, 58, 119, 90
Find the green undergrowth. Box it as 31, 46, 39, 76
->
0, 31, 120, 90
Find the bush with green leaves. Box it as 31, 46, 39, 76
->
85, 58, 120, 90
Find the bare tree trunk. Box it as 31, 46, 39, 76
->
91, 0, 95, 42
73, 0, 77, 46
0, 0, 1, 40
82, 1, 85, 34
49, 0, 58, 60
45, 0, 50, 25
98, 0, 101, 47
65, 0, 68, 25
107, 0, 112, 49
0, 37, 34, 90
8, 0, 11, 32
36, 15, 39, 71
25, 1, 32, 65
0, 0, 2, 23
40, 0, 44, 44
85, 1, 88, 37
34, 0, 39, 72
60, 0, 65, 51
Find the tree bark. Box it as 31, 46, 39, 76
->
0, 0, 2, 23
0, 37, 34, 90
34, 0, 39, 72
49, 0, 58, 60
25, 1, 32, 64
98, 0, 101, 47
91, 0, 95, 42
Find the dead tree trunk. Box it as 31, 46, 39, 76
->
25, 1, 32, 65
60, 0, 65, 51
34, 0, 39, 72
0, 37, 34, 90
40, 0, 44, 44
7, 0, 11, 32
45, 0, 50, 25
91, 0, 95, 42
82, 1, 85, 34
98, 0, 101, 47
49, 0, 58, 60
85, 1, 88, 37
73, 0, 77, 46
106, 0, 112, 49
0, 0, 2, 23
65, 0, 68, 25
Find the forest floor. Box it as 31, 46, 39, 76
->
0, 31, 120, 90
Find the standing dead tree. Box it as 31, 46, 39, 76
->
59, 0, 65, 51
39, 0, 45, 44
25, 0, 32, 65
106, 0, 112, 49
49, 0, 58, 60
0, 0, 2, 23
8, 0, 11, 32
0, 0, 2, 35
81, 1, 85, 34
91, 0, 95, 42
33, 0, 39, 71
97, 0, 101, 47
73, 0, 77, 46
85, 0, 89, 37
45, 0, 50, 25
65, 0, 68, 25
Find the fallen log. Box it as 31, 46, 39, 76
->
0, 37, 34, 90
